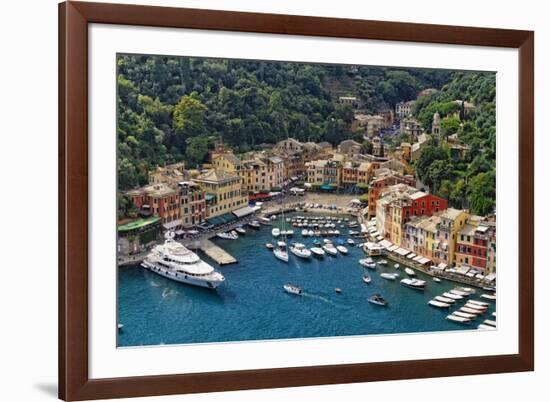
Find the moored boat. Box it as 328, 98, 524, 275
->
248, 221, 261, 229
442, 292, 463, 300
446, 314, 471, 324
359, 258, 376, 269
428, 300, 450, 308
336, 245, 348, 254
481, 293, 497, 301
381, 272, 399, 281
290, 243, 312, 259
310, 247, 325, 257
265, 243, 274, 249
323, 245, 338, 256
400, 278, 426, 290
235, 226, 246, 235
216, 231, 238, 240
362, 275, 372, 284
272, 228, 281, 237
274, 241, 289, 263
435, 295, 455, 304
259, 217, 272, 225
433, 277, 441, 283
405, 267, 415, 276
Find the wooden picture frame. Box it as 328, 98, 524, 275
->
59, 1, 534, 400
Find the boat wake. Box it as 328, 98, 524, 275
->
162, 288, 178, 298
300, 292, 348, 309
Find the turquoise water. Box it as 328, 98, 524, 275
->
117, 212, 495, 347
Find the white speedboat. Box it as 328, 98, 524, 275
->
481, 293, 497, 301
429, 300, 450, 308
359, 259, 376, 269
301, 229, 309, 237
405, 267, 415, 276
394, 263, 400, 269
142, 232, 224, 289
283, 284, 302, 295
259, 217, 272, 225
323, 238, 332, 244
400, 278, 426, 290
291, 243, 312, 259
449, 289, 470, 297
362, 275, 372, 284
310, 247, 325, 257
442, 292, 463, 300
308, 230, 314, 237
446, 314, 471, 324
336, 245, 348, 254
217, 231, 238, 240
378, 259, 388, 265
469, 300, 490, 307
265, 243, 274, 249
368, 294, 388, 306
235, 227, 246, 235
433, 277, 441, 283
272, 228, 281, 237
381, 272, 399, 281
435, 295, 455, 304
323, 245, 338, 256
248, 221, 261, 229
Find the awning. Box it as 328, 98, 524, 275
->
413, 256, 423, 262
394, 248, 410, 256
388, 245, 399, 252
485, 273, 496, 281
456, 265, 471, 275
407, 253, 417, 259
437, 262, 448, 270
361, 224, 368, 233
232, 205, 259, 218
205, 193, 216, 201
371, 231, 380, 237
175, 230, 185, 235
163, 219, 182, 230
418, 257, 431, 265
376, 235, 384, 241
379, 239, 392, 249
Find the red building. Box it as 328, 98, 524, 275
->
127, 183, 181, 229
178, 181, 206, 227
367, 172, 416, 217
455, 221, 494, 272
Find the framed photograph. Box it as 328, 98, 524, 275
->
59, 1, 534, 400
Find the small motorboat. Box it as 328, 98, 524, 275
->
283, 230, 294, 237
283, 284, 302, 295
400, 278, 426, 290
368, 294, 388, 306
435, 295, 455, 304
313, 239, 321, 246
217, 231, 238, 240
362, 275, 372, 284
380, 272, 399, 281
117, 323, 124, 331
481, 293, 497, 301
469, 300, 490, 307
323, 238, 332, 244
272, 228, 281, 237
265, 243, 274, 249
323, 245, 338, 256
335, 288, 342, 294
347, 239, 355, 245
394, 263, 400, 269
359, 258, 376, 269
248, 221, 261, 229
428, 300, 450, 309
378, 259, 388, 265
308, 230, 314, 237
433, 277, 441, 283
290, 243, 312, 259
311, 246, 325, 257
235, 226, 246, 235
446, 314, 471, 324
405, 267, 415, 276
259, 217, 272, 225
336, 245, 348, 254
301, 229, 309, 237
442, 292, 463, 300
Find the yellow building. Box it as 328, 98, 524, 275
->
194, 169, 248, 218
435, 208, 469, 267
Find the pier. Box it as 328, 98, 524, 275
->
198, 239, 238, 265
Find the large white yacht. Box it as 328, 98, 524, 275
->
141, 233, 225, 289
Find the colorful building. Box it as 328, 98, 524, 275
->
375, 184, 447, 246
367, 171, 416, 218
454, 218, 495, 272
127, 183, 182, 229
178, 181, 206, 227
433, 208, 469, 268
193, 170, 247, 219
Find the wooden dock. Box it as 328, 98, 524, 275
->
199, 240, 237, 265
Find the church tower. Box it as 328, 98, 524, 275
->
432, 112, 441, 142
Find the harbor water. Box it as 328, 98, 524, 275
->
117, 212, 496, 347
